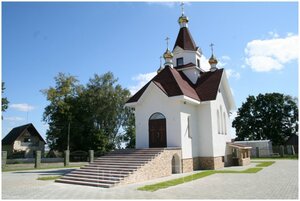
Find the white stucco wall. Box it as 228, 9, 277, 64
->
210, 79, 232, 157
134, 83, 182, 149
197, 102, 214, 157
179, 103, 199, 159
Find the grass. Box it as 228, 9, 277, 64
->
251, 155, 298, 160
138, 161, 274, 192
254, 161, 275, 167
138, 171, 215, 192
37, 176, 62, 181
2, 165, 82, 172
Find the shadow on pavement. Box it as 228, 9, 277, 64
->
12, 169, 75, 176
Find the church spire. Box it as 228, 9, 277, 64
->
173, 3, 197, 51
208, 43, 218, 72
163, 37, 174, 68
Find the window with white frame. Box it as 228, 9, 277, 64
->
223, 112, 227, 135
220, 106, 223, 134
217, 110, 220, 134
187, 116, 192, 138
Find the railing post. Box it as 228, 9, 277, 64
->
89, 150, 94, 163
64, 150, 70, 167
2, 151, 7, 169
35, 151, 41, 169
256, 147, 259, 158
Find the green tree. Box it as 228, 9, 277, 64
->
2, 82, 9, 112
122, 107, 136, 148
42, 73, 82, 151
42, 72, 134, 153
233, 93, 298, 145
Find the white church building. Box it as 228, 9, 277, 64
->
125, 7, 251, 171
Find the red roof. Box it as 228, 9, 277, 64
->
173, 27, 197, 51
126, 66, 224, 103
174, 62, 196, 70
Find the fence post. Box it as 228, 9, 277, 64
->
279, 145, 284, 157
2, 151, 7, 169
256, 147, 259, 158
64, 150, 70, 167
291, 145, 295, 155
35, 151, 41, 169
89, 150, 94, 163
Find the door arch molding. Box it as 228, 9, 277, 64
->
149, 112, 167, 148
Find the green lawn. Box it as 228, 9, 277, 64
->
138, 161, 274, 192
37, 176, 62, 181
254, 161, 276, 167
2, 165, 82, 172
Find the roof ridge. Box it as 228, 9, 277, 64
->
167, 67, 184, 95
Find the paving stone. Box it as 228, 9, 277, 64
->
2, 159, 298, 199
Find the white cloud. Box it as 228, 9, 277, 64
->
147, 2, 191, 8
226, 69, 240, 80
244, 33, 299, 72
221, 55, 231, 61
200, 55, 211, 71
4, 116, 25, 121
129, 72, 156, 95
268, 31, 279, 38
10, 103, 35, 112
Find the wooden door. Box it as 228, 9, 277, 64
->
149, 119, 167, 148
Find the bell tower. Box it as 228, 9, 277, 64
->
172, 2, 203, 84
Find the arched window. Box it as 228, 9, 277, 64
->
223, 112, 227, 135
220, 106, 223, 134
217, 110, 220, 134
149, 112, 165, 120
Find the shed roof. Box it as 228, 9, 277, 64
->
2, 123, 46, 145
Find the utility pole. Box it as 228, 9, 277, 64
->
67, 118, 71, 151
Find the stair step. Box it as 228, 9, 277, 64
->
85, 164, 140, 169
92, 161, 147, 165
61, 176, 119, 184
105, 153, 158, 157
73, 169, 130, 176
67, 173, 123, 180
94, 158, 150, 162
101, 155, 155, 159
81, 166, 135, 172
55, 178, 113, 188
88, 163, 143, 168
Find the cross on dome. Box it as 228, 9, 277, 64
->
165, 37, 170, 50
210, 43, 214, 55
180, 2, 185, 15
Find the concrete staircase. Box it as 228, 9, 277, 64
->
55, 148, 164, 188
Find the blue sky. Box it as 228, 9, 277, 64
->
2, 2, 298, 141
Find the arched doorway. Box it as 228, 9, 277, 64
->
172, 154, 181, 174
149, 112, 167, 148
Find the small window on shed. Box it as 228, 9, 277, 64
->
177, 57, 184, 66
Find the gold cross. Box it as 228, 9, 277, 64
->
180, 2, 185, 15
166, 37, 170, 49
210, 43, 214, 54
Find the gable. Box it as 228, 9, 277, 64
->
2, 124, 46, 145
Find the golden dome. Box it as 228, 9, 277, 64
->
163, 49, 173, 59
178, 14, 189, 24
209, 54, 218, 64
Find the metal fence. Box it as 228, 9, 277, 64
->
252, 145, 297, 158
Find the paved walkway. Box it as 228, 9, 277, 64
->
2, 160, 298, 199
